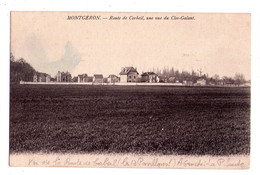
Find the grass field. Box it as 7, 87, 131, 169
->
10, 84, 250, 155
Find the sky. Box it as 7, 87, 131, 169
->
11, 12, 251, 79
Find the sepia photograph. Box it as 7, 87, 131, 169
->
9, 12, 250, 168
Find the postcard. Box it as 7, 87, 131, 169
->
10, 12, 250, 168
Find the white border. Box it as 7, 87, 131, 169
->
1, 0, 260, 175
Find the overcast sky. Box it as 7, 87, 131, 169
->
11, 12, 250, 79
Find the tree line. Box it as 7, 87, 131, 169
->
10, 53, 248, 86
149, 67, 247, 86
10, 53, 36, 83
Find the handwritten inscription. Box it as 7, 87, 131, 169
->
25, 155, 248, 168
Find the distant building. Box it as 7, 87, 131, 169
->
78, 75, 93, 83
159, 76, 168, 83
168, 77, 175, 83
38, 74, 46, 82
33, 72, 50, 82
103, 77, 108, 83
87, 76, 93, 82
141, 72, 159, 83
119, 67, 139, 83
107, 74, 120, 84
78, 74, 88, 83
183, 80, 193, 86
196, 78, 206, 86
71, 76, 78, 82
33, 74, 37, 82
93, 74, 103, 84
56, 71, 72, 82
46, 75, 51, 82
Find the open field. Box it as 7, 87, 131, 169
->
10, 85, 250, 155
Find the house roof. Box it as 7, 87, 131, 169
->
78, 74, 88, 78
108, 74, 119, 78
94, 74, 103, 78
197, 78, 206, 81
57, 71, 71, 76
119, 67, 139, 75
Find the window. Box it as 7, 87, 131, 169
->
129, 76, 131, 79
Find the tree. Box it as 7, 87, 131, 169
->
197, 68, 203, 77
234, 73, 246, 86
10, 53, 15, 62
10, 54, 36, 83
213, 74, 220, 85
222, 76, 228, 86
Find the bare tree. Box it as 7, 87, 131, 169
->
197, 68, 203, 77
